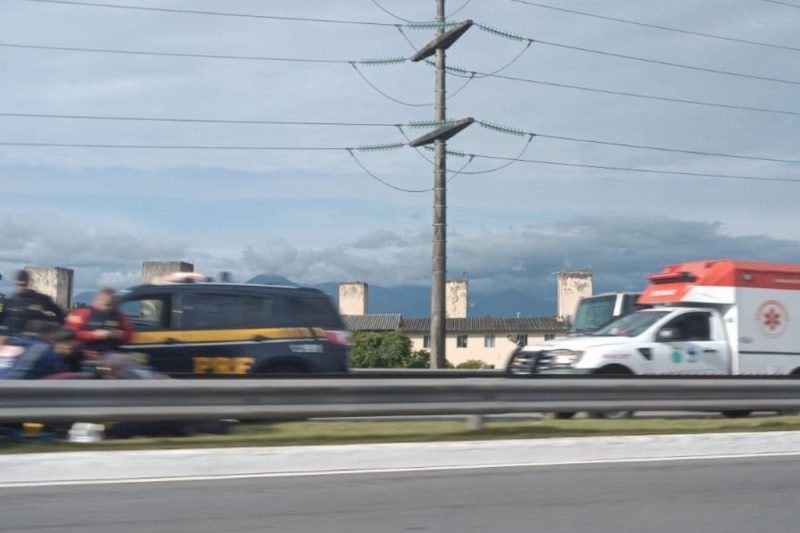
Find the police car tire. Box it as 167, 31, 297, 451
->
542, 412, 577, 420
256, 362, 311, 375
720, 411, 752, 418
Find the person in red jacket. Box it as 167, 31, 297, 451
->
66, 288, 133, 358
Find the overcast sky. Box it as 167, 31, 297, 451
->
1, 0, 799, 297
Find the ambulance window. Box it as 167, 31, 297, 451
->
662, 312, 711, 342
119, 296, 171, 330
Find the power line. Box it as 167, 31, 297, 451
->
0, 142, 351, 150
9, 40, 798, 116
24, 0, 398, 27
370, 0, 415, 23
476, 121, 800, 165
761, 0, 800, 8
0, 112, 401, 127
476, 24, 800, 87
349, 62, 476, 107
347, 148, 476, 192
448, 0, 474, 17
0, 42, 353, 64
467, 152, 800, 184
462, 68, 800, 117
5, 139, 798, 184
370, 0, 473, 23
4, 111, 798, 166
511, 0, 800, 53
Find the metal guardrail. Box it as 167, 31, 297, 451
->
1, 378, 800, 422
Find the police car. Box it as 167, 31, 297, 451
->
117, 273, 350, 376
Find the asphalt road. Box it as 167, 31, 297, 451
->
2, 456, 798, 533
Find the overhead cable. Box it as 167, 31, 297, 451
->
24, 0, 398, 26
477, 24, 800, 87
510, 0, 800, 53
0, 112, 401, 127
466, 152, 800, 183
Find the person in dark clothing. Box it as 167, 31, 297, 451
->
0, 322, 75, 379
0, 271, 65, 334
65, 287, 133, 358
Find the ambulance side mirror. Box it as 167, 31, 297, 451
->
656, 327, 679, 343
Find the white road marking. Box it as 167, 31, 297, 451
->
2, 451, 799, 489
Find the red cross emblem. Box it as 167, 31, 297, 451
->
757, 301, 789, 338
763, 308, 782, 331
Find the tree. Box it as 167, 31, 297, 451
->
349, 331, 412, 368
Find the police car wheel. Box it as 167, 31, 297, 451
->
257, 362, 310, 375
720, 411, 752, 418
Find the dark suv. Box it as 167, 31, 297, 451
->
117, 281, 350, 376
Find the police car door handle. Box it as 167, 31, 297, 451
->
703, 349, 718, 354
252, 335, 267, 342
164, 338, 181, 345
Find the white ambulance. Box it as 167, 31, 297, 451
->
508, 260, 800, 377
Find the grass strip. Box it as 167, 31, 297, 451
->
3, 415, 800, 454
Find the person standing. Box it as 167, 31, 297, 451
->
0, 270, 65, 334
65, 288, 133, 358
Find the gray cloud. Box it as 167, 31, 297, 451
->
350, 230, 411, 250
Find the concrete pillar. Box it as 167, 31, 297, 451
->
446, 279, 468, 318
557, 270, 593, 324
25, 266, 74, 310
338, 282, 368, 316
142, 261, 194, 284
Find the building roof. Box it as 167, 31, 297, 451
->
401, 317, 568, 334
342, 314, 402, 331
343, 314, 568, 334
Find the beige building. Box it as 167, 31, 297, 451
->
342, 315, 568, 370
338, 273, 576, 369
403, 317, 566, 369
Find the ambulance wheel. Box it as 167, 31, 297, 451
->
721, 411, 752, 418
589, 410, 633, 420
589, 365, 634, 419
543, 412, 577, 420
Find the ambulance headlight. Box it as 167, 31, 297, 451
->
548, 349, 584, 366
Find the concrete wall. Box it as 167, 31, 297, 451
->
445, 279, 468, 319
142, 261, 194, 283
25, 266, 73, 310
339, 282, 368, 316
557, 270, 593, 324
408, 332, 564, 369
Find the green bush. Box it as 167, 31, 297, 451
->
349, 331, 412, 368
456, 359, 494, 370
350, 335, 458, 369
404, 350, 455, 369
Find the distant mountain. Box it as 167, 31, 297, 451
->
246, 274, 298, 287
249, 273, 556, 317
73, 291, 95, 306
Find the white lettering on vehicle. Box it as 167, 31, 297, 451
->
289, 344, 324, 354
651, 289, 677, 297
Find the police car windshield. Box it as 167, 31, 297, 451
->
593, 310, 670, 337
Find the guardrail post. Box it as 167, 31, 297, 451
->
465, 415, 484, 431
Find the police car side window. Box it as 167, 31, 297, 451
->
119, 297, 170, 330
279, 295, 342, 328
182, 293, 274, 330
